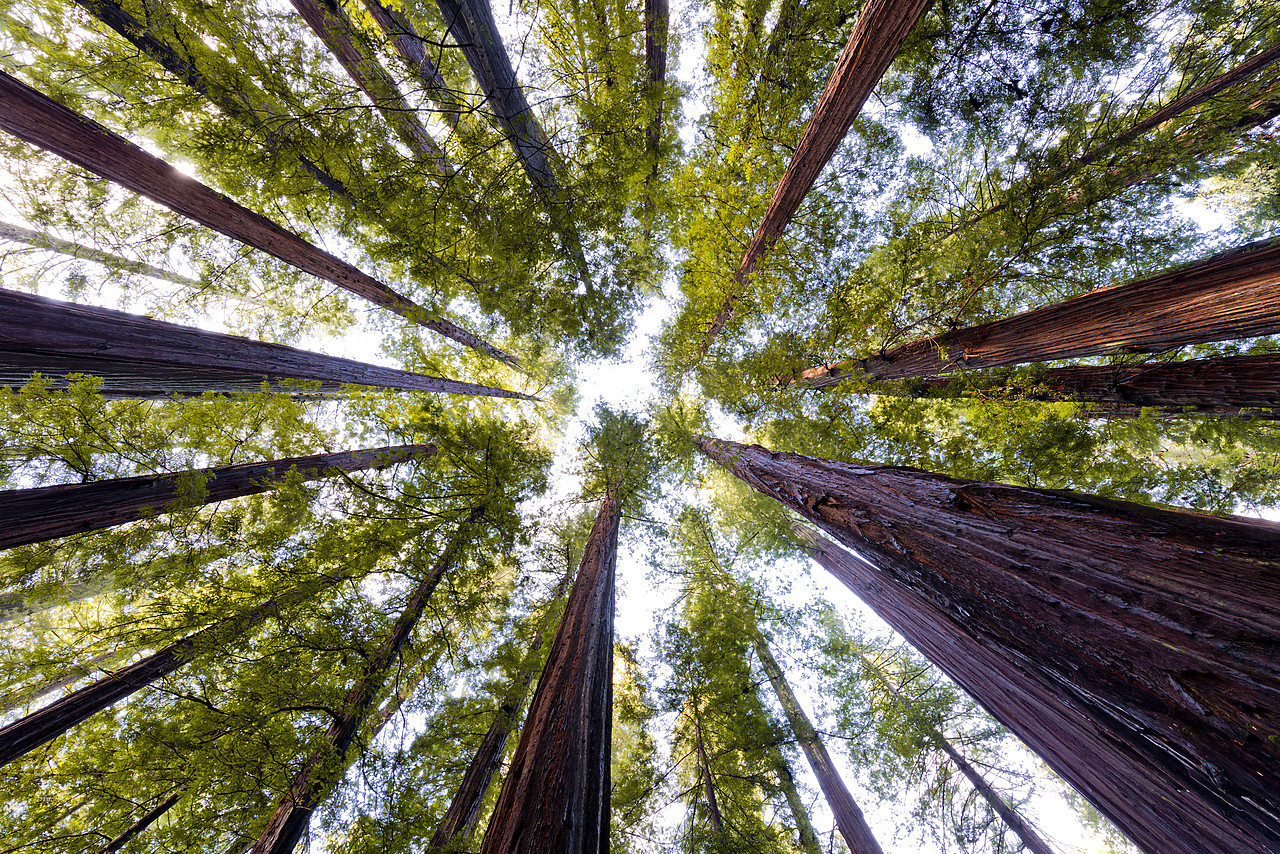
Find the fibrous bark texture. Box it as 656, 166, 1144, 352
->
252, 515, 477, 854
0, 288, 532, 401
0, 443, 435, 550
97, 786, 186, 853
479, 491, 618, 854
0, 578, 335, 768
803, 237, 1280, 384
0, 70, 512, 363
698, 436, 1280, 854
643, 0, 669, 180
289, 0, 447, 170
895, 353, 1280, 418
751, 631, 883, 854
703, 0, 930, 347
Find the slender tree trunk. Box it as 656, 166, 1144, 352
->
0, 443, 435, 551
702, 0, 931, 348
0, 220, 204, 289
643, 0, 669, 188
479, 491, 618, 854
0, 647, 130, 716
854, 651, 1054, 854
0, 576, 337, 768
751, 630, 883, 854
802, 236, 1280, 385
879, 353, 1280, 417
698, 436, 1280, 854
0, 70, 513, 363
691, 700, 725, 834
251, 512, 479, 854
361, 0, 471, 128
430, 573, 572, 851
97, 786, 187, 854
0, 289, 531, 400
289, 0, 448, 171
772, 751, 823, 854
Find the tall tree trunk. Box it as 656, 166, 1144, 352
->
0, 220, 206, 290
771, 749, 822, 854
853, 648, 1054, 854
702, 0, 931, 349
97, 786, 187, 854
251, 512, 479, 854
875, 353, 1280, 418
751, 630, 883, 854
802, 236, 1280, 385
0, 647, 130, 715
942, 43, 1280, 241
0, 576, 338, 768
433, 0, 593, 292
0, 443, 435, 551
698, 436, 1280, 854
289, 0, 448, 171
429, 573, 572, 851
361, 0, 471, 128
0, 70, 513, 364
0, 289, 531, 400
642, 0, 669, 213
479, 491, 618, 854
691, 700, 725, 834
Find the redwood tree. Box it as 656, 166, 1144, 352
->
0, 443, 434, 550
0, 288, 531, 400
698, 436, 1280, 854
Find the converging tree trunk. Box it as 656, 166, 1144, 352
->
0, 220, 206, 290
362, 0, 471, 128
251, 513, 479, 854
0, 289, 531, 400
771, 749, 822, 854
751, 629, 883, 854
802, 236, 1280, 385
289, 0, 448, 171
0, 443, 435, 551
692, 700, 725, 834
698, 436, 1280, 854
643, 0, 669, 185
702, 0, 931, 348
852, 647, 1054, 854
0, 647, 131, 716
97, 786, 187, 854
479, 490, 618, 854
0, 577, 337, 768
0, 70, 513, 363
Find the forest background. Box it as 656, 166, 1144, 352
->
0, 0, 1278, 851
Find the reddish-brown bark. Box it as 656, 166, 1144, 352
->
698, 436, 1280, 854
702, 0, 931, 348
891, 353, 1280, 417
97, 786, 186, 854
289, 0, 447, 170
0, 443, 435, 551
252, 513, 478, 853
0, 578, 337, 768
0, 288, 532, 401
752, 631, 883, 854
0, 70, 513, 363
803, 237, 1280, 384
644, 0, 669, 178
479, 492, 618, 854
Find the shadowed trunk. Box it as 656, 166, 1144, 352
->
877, 353, 1280, 418
429, 575, 572, 851
803, 237, 1280, 384
0, 576, 338, 768
251, 513, 479, 854
0, 647, 131, 715
692, 700, 724, 834
772, 749, 822, 854
0, 220, 205, 290
751, 630, 883, 854
643, 0, 669, 192
853, 649, 1054, 854
479, 491, 618, 854
0, 70, 514, 363
702, 0, 931, 348
362, 0, 471, 127
290, 0, 447, 170
698, 436, 1280, 854
0, 443, 435, 551
0, 289, 531, 400
97, 786, 187, 854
